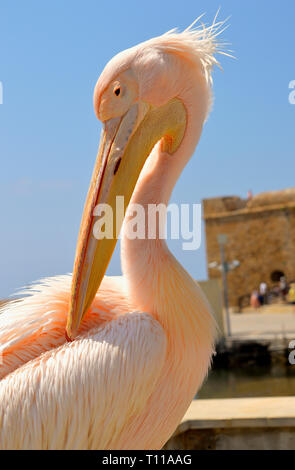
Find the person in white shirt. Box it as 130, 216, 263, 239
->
259, 282, 268, 305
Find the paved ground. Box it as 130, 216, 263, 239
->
229, 311, 295, 339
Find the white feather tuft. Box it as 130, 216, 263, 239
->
142, 13, 233, 85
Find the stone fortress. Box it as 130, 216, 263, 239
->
203, 188, 295, 307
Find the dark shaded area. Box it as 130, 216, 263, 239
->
198, 346, 295, 400
165, 427, 295, 450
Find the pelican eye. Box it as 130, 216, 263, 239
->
114, 87, 121, 96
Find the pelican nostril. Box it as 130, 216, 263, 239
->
114, 157, 122, 175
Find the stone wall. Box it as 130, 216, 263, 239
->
165, 426, 295, 450
203, 188, 295, 307
164, 397, 295, 450
198, 279, 224, 338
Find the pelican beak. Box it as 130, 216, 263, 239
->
66, 98, 186, 339
66, 102, 150, 339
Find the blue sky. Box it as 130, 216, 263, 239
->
0, 1, 294, 298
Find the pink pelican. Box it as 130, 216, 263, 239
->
0, 19, 226, 449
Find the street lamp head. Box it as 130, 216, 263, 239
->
208, 261, 219, 269
217, 234, 228, 245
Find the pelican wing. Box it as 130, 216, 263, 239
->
0, 274, 130, 379
0, 312, 167, 449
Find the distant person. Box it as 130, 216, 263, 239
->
251, 290, 260, 308
280, 276, 288, 301
259, 282, 268, 305
288, 283, 295, 305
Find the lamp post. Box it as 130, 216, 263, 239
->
208, 234, 240, 337
218, 235, 231, 336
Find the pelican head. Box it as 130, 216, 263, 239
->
66, 23, 224, 339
